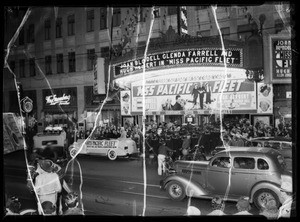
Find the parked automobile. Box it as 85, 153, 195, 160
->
160, 147, 291, 211
248, 137, 292, 159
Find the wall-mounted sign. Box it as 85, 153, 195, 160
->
46, 94, 71, 105
286, 91, 291, 98
131, 68, 256, 113
93, 57, 105, 95
22, 97, 33, 113
257, 83, 273, 114
113, 48, 243, 77
268, 34, 292, 83
120, 90, 131, 116
43, 87, 77, 108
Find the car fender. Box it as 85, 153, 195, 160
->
249, 181, 281, 203
163, 175, 208, 197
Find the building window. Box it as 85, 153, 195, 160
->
168, 6, 177, 15
19, 59, 25, 78
44, 19, 51, 40
45, 56, 52, 75
87, 49, 96, 71
237, 24, 252, 41
153, 7, 160, 18
100, 47, 110, 58
275, 19, 284, 34
27, 24, 35, 43
195, 6, 209, 10
87, 10, 94, 32
221, 27, 230, 39
29, 58, 36, 76
112, 8, 121, 27
197, 30, 210, 37
100, 8, 107, 30
56, 17, 62, 38
19, 28, 24, 45
56, 54, 64, 74
9, 61, 16, 73
67, 14, 75, 36
68, 52, 76, 72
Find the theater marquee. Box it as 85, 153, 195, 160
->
113, 48, 243, 77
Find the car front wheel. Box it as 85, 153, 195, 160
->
107, 149, 117, 161
166, 181, 186, 201
253, 188, 280, 210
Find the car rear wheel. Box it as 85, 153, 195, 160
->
107, 149, 117, 161
166, 181, 186, 201
253, 188, 280, 210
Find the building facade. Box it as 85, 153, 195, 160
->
3, 4, 292, 131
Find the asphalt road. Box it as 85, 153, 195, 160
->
4, 150, 262, 216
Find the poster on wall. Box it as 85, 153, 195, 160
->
120, 90, 131, 115
131, 68, 256, 113
270, 36, 292, 83
257, 83, 273, 114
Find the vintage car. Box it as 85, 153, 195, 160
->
248, 137, 292, 159
160, 147, 292, 210
69, 136, 138, 160
32, 126, 68, 161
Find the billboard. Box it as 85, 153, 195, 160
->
131, 68, 256, 113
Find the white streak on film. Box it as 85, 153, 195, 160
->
211, 5, 232, 201
141, 6, 155, 217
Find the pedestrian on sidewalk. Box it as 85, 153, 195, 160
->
157, 140, 174, 176
207, 196, 226, 216
234, 196, 252, 216
34, 159, 62, 215
63, 192, 84, 215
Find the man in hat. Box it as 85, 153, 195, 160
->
207, 196, 226, 216
157, 140, 174, 176
234, 196, 252, 215
186, 206, 201, 216
278, 180, 293, 218
34, 159, 62, 215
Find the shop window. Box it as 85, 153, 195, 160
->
44, 19, 51, 40
113, 8, 121, 27
100, 8, 107, 30
87, 49, 96, 71
56, 17, 62, 38
29, 58, 36, 76
68, 14, 75, 36
233, 157, 255, 169
56, 54, 64, 74
19, 28, 25, 45
68, 52, 76, 72
27, 24, 35, 43
168, 6, 177, 15
45, 55, 52, 75
87, 10, 94, 32
19, 59, 25, 78
257, 159, 269, 170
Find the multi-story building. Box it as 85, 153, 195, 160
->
3, 4, 292, 132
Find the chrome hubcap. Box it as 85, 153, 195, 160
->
170, 184, 182, 198
258, 192, 275, 208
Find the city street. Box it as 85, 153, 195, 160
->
4, 150, 262, 216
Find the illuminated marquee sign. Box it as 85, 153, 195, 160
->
45, 94, 71, 105
113, 48, 243, 77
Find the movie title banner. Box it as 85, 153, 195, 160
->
113, 48, 243, 77
131, 69, 256, 112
